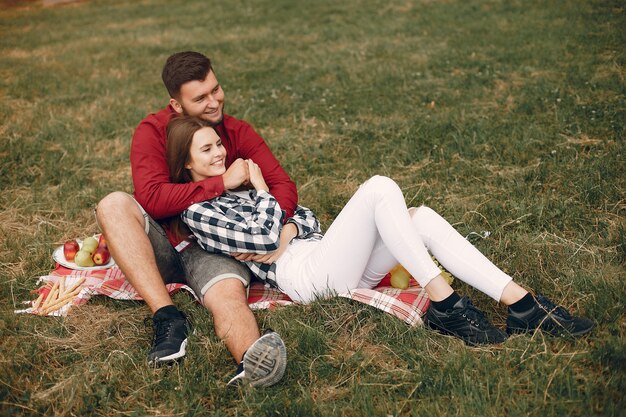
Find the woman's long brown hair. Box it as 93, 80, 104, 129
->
166, 115, 214, 239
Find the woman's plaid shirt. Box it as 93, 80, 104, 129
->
181, 190, 321, 287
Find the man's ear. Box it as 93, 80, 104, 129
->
170, 98, 183, 114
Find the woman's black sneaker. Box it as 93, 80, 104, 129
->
506, 294, 594, 337
145, 312, 191, 364
425, 296, 507, 346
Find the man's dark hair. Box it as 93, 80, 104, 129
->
161, 51, 213, 98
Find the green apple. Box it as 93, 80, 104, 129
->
74, 249, 95, 267
82, 237, 99, 254
390, 264, 411, 290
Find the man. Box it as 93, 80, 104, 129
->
96, 51, 295, 387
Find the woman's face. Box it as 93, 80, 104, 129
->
185, 127, 227, 182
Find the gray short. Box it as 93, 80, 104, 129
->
124, 195, 250, 302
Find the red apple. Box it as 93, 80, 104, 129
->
98, 234, 107, 249
63, 239, 80, 262
92, 246, 111, 265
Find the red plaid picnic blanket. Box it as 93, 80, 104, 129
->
17, 264, 431, 326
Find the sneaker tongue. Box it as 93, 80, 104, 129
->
538, 295, 572, 319
154, 305, 184, 321
452, 296, 469, 309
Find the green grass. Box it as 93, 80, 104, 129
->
1, 0, 624, 415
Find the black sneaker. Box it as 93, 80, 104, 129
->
227, 330, 287, 387
506, 294, 594, 337
425, 296, 507, 346
144, 313, 191, 364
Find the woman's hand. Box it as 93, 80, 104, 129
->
247, 159, 269, 192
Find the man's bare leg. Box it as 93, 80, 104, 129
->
204, 279, 287, 387
203, 279, 260, 362
96, 192, 173, 313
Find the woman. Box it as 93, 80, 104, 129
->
166, 115, 594, 346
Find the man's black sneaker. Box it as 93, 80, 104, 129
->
506, 294, 594, 337
227, 330, 287, 387
425, 296, 507, 346
145, 313, 191, 364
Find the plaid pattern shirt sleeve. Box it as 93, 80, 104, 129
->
286, 205, 322, 239
182, 190, 285, 254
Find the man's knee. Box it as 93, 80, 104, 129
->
203, 278, 249, 314
96, 192, 143, 228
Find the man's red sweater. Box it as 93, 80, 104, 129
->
130, 106, 298, 247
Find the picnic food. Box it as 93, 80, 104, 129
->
93, 234, 111, 265
63, 239, 80, 261
65, 235, 111, 267
390, 264, 411, 290
74, 249, 95, 267
92, 246, 110, 265
32, 276, 85, 315
82, 236, 99, 253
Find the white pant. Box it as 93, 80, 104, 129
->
275, 176, 512, 303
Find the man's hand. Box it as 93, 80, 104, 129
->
222, 158, 249, 190
230, 223, 298, 264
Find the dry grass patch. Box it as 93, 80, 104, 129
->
102, 17, 159, 31
0, 188, 65, 233
310, 385, 352, 403
36, 305, 145, 357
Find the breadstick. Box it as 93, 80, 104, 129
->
31, 293, 44, 310
65, 277, 85, 293
64, 277, 86, 295
41, 277, 85, 315
41, 287, 82, 315
59, 276, 66, 296
49, 286, 59, 303
41, 280, 60, 309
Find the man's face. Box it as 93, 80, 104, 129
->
171, 70, 225, 125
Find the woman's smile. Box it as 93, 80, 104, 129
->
185, 127, 227, 182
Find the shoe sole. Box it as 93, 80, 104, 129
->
425, 317, 506, 346
426, 320, 481, 347
243, 332, 287, 387
148, 338, 188, 364
507, 322, 595, 337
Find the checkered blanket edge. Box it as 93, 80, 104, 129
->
16, 264, 430, 326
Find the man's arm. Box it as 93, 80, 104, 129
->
131, 119, 247, 220
235, 122, 298, 220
